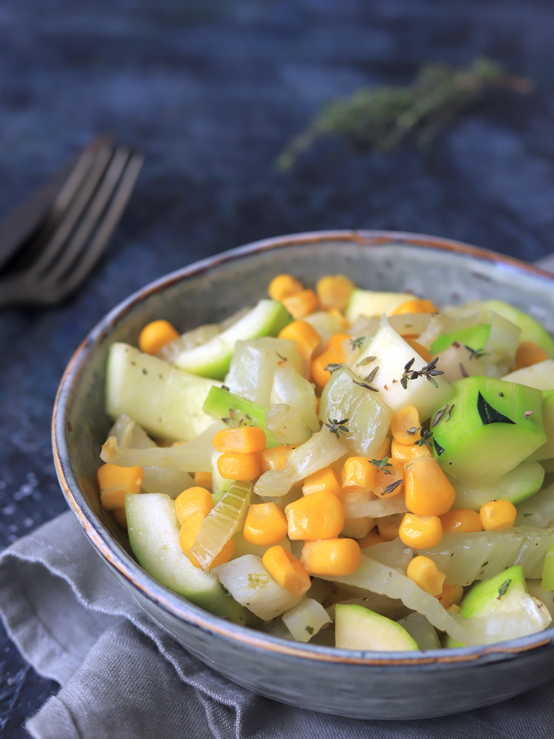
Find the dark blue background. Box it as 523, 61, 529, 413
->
2, 0, 554, 735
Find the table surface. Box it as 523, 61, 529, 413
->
3, 0, 554, 735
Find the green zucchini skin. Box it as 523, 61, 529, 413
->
106, 343, 218, 442
126, 493, 246, 623
431, 376, 546, 484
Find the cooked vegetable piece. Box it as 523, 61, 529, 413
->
101, 422, 222, 473
282, 598, 332, 642
319, 367, 392, 456
431, 376, 546, 484
164, 299, 292, 379
419, 527, 554, 584
190, 481, 252, 570
450, 460, 545, 510
345, 289, 414, 322
349, 317, 453, 421
202, 385, 279, 447
213, 554, 302, 620
125, 493, 245, 622
106, 343, 218, 442
444, 566, 551, 647
254, 429, 347, 498
335, 604, 419, 651
502, 360, 554, 391
430, 324, 491, 355
397, 612, 441, 650
482, 300, 554, 357
225, 337, 306, 404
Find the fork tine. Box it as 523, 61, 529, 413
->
57, 151, 144, 297
0, 147, 142, 308
21, 141, 116, 279
35, 149, 143, 301
42, 146, 135, 285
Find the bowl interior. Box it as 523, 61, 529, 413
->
54, 231, 554, 711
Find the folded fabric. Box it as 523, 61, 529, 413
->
1, 512, 553, 739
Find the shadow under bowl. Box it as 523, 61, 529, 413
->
53, 230, 554, 720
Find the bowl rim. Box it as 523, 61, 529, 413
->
52, 228, 554, 668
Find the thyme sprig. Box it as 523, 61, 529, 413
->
382, 479, 403, 496
370, 457, 392, 474
277, 58, 533, 170
400, 357, 444, 389
353, 364, 380, 391
325, 362, 343, 374
465, 345, 488, 360
349, 336, 366, 350
415, 428, 434, 448
325, 417, 350, 439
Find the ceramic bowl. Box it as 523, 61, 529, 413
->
53, 230, 554, 720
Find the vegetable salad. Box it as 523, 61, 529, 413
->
98, 272, 554, 651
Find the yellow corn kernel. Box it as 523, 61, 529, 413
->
193, 471, 213, 488
302, 467, 342, 497
278, 320, 321, 361
341, 456, 377, 494
398, 513, 443, 549
358, 528, 385, 548
138, 320, 179, 355
390, 405, 422, 445
514, 341, 549, 369
327, 331, 351, 353
404, 456, 456, 517
438, 583, 464, 609
217, 451, 264, 481
310, 347, 341, 389
179, 511, 234, 569
391, 438, 431, 468
243, 503, 288, 545
97, 463, 144, 510
440, 508, 483, 533
315, 274, 355, 312
285, 490, 344, 540
406, 555, 446, 596
175, 486, 213, 525
448, 603, 461, 614
268, 274, 303, 301
112, 507, 128, 528
282, 289, 319, 319
392, 298, 438, 315
261, 445, 295, 471
301, 537, 361, 577
376, 513, 404, 542
262, 545, 311, 597
479, 499, 517, 531
213, 426, 267, 454
402, 336, 432, 363
373, 460, 404, 499
341, 516, 374, 539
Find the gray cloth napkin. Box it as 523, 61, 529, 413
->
1, 512, 554, 739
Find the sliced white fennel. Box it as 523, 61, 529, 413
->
190, 481, 252, 570
281, 598, 331, 642
254, 429, 348, 498
101, 421, 224, 472
213, 554, 302, 620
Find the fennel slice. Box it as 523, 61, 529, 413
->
321, 555, 474, 645
191, 481, 252, 569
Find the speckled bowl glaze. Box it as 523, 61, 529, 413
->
53, 231, 554, 720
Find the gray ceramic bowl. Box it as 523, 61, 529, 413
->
53, 230, 554, 720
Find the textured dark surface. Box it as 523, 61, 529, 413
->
2, 0, 554, 735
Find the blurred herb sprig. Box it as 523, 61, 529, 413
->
277, 58, 533, 170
